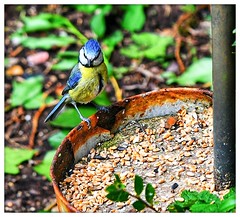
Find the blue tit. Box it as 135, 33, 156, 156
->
44, 39, 108, 128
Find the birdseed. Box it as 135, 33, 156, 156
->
59, 104, 230, 213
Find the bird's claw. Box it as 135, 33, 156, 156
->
82, 117, 91, 129
97, 105, 110, 113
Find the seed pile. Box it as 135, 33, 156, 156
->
60, 104, 229, 212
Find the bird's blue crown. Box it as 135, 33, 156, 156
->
84, 39, 101, 58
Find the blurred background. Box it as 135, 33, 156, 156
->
4, 5, 213, 212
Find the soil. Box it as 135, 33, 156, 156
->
4, 5, 211, 212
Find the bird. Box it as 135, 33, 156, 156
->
44, 39, 108, 128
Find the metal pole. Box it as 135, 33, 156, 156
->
211, 5, 235, 190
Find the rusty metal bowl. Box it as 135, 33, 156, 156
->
50, 87, 212, 212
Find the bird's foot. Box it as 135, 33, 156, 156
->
97, 105, 110, 113
82, 117, 91, 129
91, 102, 110, 113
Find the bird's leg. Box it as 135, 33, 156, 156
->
71, 101, 91, 128
91, 101, 110, 113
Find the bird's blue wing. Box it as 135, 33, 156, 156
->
62, 63, 82, 95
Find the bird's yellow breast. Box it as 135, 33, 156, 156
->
69, 62, 107, 104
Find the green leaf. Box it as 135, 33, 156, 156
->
132, 200, 146, 211
114, 174, 122, 184
106, 190, 129, 202
19, 13, 70, 33
106, 184, 118, 193
90, 5, 112, 37
162, 57, 212, 86
72, 5, 99, 13
56, 50, 79, 58
145, 183, 155, 205
49, 105, 97, 128
5, 147, 36, 174
24, 93, 54, 109
52, 59, 77, 71
167, 189, 236, 213
218, 197, 236, 212
180, 5, 196, 13
33, 150, 56, 181
121, 5, 146, 32
134, 175, 144, 196
103, 30, 123, 59
120, 32, 174, 60
93, 91, 111, 106
113, 66, 130, 79
48, 130, 69, 149
11, 75, 44, 107
12, 34, 76, 50
190, 203, 218, 212
91, 12, 106, 38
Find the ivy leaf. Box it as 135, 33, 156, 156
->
162, 57, 212, 86
48, 130, 69, 149
121, 5, 146, 32
5, 147, 37, 174
132, 200, 146, 211
11, 75, 44, 107
134, 175, 144, 196
33, 150, 56, 181
145, 183, 155, 205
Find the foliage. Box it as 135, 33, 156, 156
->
33, 150, 56, 181
162, 57, 212, 86
121, 5, 146, 32
180, 5, 196, 13
107, 174, 235, 213
106, 174, 156, 212
48, 130, 69, 149
120, 32, 174, 61
167, 188, 236, 213
10, 75, 54, 109
74, 5, 146, 37
5, 147, 37, 174
48, 106, 95, 128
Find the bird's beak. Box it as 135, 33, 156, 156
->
87, 59, 91, 67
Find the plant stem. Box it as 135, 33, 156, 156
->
128, 192, 158, 212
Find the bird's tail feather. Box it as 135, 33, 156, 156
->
44, 94, 69, 122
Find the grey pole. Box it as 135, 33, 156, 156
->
211, 5, 235, 190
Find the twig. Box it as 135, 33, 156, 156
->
128, 192, 158, 212
28, 88, 56, 149
43, 199, 57, 212
109, 76, 122, 101
136, 67, 164, 82
174, 36, 186, 73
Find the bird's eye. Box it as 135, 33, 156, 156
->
79, 46, 103, 67
92, 51, 103, 66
